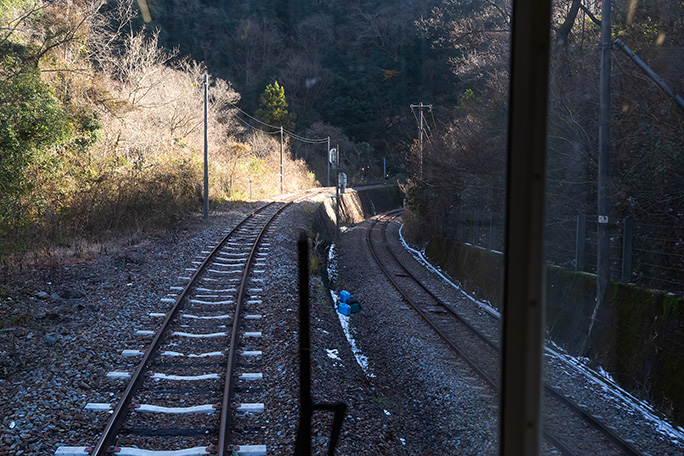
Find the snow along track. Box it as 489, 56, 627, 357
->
367, 211, 643, 456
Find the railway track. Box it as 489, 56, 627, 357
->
367, 211, 643, 456
56, 192, 318, 456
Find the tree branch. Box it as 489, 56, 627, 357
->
579, 2, 601, 27
556, 0, 582, 47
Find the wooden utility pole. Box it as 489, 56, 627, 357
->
410, 102, 431, 179
335, 144, 340, 238
203, 74, 209, 220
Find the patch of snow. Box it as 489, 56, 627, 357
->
398, 224, 500, 319
546, 342, 684, 447
327, 244, 374, 378
325, 348, 343, 364
330, 289, 375, 378
327, 243, 338, 286
399, 223, 684, 446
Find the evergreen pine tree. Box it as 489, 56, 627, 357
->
255, 81, 296, 131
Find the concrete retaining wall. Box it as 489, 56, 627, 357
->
312, 184, 403, 245
424, 236, 684, 425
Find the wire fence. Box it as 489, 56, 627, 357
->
436, 209, 684, 295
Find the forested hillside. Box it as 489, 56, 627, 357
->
0, 0, 315, 260
402, 0, 684, 293
2, 0, 683, 284
147, 0, 683, 240
147, 0, 451, 147
138, 0, 457, 185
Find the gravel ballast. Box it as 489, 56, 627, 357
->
332, 214, 684, 456
3, 199, 684, 456
0, 198, 401, 455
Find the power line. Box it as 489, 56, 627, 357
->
430, 107, 438, 129
230, 104, 328, 144
234, 113, 280, 134
233, 106, 281, 132
286, 132, 328, 144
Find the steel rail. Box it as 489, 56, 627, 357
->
90, 202, 277, 455
371, 213, 643, 456
217, 202, 289, 455
367, 214, 578, 456
544, 386, 643, 456
218, 189, 322, 455
366, 213, 499, 390
379, 211, 499, 351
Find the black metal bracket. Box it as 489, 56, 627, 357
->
295, 234, 347, 455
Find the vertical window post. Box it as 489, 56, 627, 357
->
501, 0, 552, 455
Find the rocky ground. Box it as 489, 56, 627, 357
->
0, 198, 401, 456
4, 195, 682, 456
331, 219, 499, 456
0, 204, 257, 455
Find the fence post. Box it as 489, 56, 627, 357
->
622, 217, 634, 282
576, 214, 586, 271
473, 209, 481, 246
461, 210, 468, 244
489, 212, 496, 251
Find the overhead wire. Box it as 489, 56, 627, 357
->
410, 105, 420, 130
233, 113, 278, 134
430, 106, 438, 130
285, 131, 328, 144
233, 114, 279, 135
233, 106, 281, 132
230, 104, 328, 144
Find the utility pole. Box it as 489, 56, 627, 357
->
410, 102, 431, 179
613, 39, 684, 111
203, 74, 209, 220
335, 144, 340, 239
280, 126, 284, 194
589, 0, 612, 352
327, 136, 331, 187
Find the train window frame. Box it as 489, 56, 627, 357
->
500, 0, 552, 455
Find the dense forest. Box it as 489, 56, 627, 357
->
0, 0, 317, 259
1, 0, 683, 287
148, 0, 449, 139
144, 0, 456, 183
135, 0, 684, 243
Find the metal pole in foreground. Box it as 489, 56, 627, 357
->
500, 0, 551, 453
295, 234, 312, 454
203, 74, 209, 220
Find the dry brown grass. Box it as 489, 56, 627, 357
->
0, 0, 316, 262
